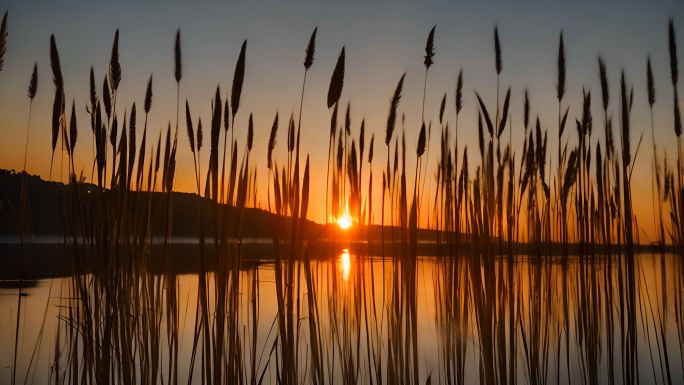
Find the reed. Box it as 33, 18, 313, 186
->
5, 16, 684, 385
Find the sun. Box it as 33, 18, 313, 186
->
337, 213, 352, 229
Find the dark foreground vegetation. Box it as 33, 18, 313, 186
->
1, 9, 684, 385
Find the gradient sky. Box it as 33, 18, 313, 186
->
0, 0, 683, 241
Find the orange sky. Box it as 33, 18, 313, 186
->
0, 2, 683, 242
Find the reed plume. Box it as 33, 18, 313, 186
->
417, 123, 426, 157
174, 28, 181, 83
386, 73, 405, 145
304, 27, 317, 70
109, 29, 121, 92
599, 56, 609, 111
345, 102, 351, 135
327, 47, 345, 108
368, 133, 374, 164
360, 118, 365, 161
69, 100, 77, 156
494, 25, 502, 74
268, 112, 279, 169
645, 57, 655, 108
186, 101, 194, 153
475, 92, 494, 137
145, 75, 153, 113
247, 112, 253, 151
110, 115, 118, 152
101, 77, 111, 121
456, 69, 463, 114
231, 39, 247, 119
23, 63, 38, 170
0, 11, 6, 72
89, 66, 96, 111
439, 93, 446, 125
197, 118, 202, 151
424, 25, 435, 69
49, 35, 63, 93
28, 63, 37, 99
421, 26, 435, 122
557, 31, 566, 101
498, 87, 511, 137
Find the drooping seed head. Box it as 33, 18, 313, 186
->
359, 119, 365, 161
439, 92, 446, 124
144, 74, 153, 114
598, 56, 609, 111
327, 46, 345, 108
70, 100, 77, 154
174, 28, 182, 83
368, 133, 374, 164
185, 100, 194, 153
247, 112, 253, 151
345, 102, 351, 135
304, 27, 317, 70
417, 122, 426, 157
288, 113, 295, 153
197, 118, 203, 152
0, 11, 7, 72
109, 29, 121, 92
103, 76, 111, 119
231, 39, 247, 118
647, 56, 656, 107
669, 18, 678, 86
424, 26, 435, 69
386, 73, 405, 146
455, 69, 463, 115
494, 25, 502, 75
557, 31, 566, 101
267, 112, 278, 169
28, 63, 38, 100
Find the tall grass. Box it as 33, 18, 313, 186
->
3, 13, 684, 385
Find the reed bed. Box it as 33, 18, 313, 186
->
2, 10, 684, 385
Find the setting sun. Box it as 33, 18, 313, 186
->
337, 213, 352, 229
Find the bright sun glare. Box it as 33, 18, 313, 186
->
337, 213, 352, 229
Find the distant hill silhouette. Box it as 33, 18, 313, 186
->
0, 168, 435, 243
0, 168, 325, 239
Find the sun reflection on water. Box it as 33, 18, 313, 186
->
341, 249, 350, 280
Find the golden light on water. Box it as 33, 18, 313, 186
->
337, 213, 352, 229
341, 249, 351, 280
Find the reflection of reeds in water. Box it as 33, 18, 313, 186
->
3, 11, 684, 385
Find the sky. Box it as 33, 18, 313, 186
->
0, 0, 683, 241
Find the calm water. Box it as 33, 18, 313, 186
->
0, 248, 682, 384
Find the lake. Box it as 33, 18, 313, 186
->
0, 243, 681, 384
